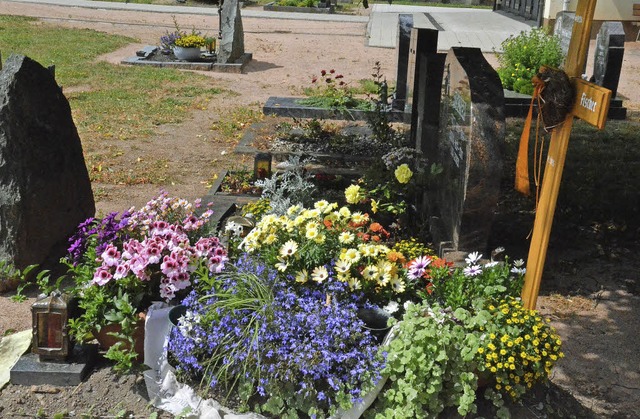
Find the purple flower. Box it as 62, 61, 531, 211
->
407, 255, 432, 280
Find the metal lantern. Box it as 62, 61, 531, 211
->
31, 291, 74, 361
253, 153, 272, 180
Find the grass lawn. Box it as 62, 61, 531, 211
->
0, 15, 223, 144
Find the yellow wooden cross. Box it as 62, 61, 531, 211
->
521, 0, 612, 310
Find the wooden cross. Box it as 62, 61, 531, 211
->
521, 0, 612, 310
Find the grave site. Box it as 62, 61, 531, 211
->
0, 0, 639, 417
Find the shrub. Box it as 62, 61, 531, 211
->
496, 28, 563, 95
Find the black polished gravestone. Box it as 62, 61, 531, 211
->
428, 47, 505, 257
592, 21, 625, 98
392, 14, 414, 111
406, 27, 446, 156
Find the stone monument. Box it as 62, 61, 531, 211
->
406, 27, 446, 157
218, 0, 245, 64
554, 11, 575, 62
592, 21, 625, 98
392, 14, 414, 111
428, 47, 505, 257
0, 55, 95, 270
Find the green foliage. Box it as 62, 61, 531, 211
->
241, 198, 271, 219
426, 256, 525, 310
0, 15, 223, 150
299, 69, 373, 112
276, 0, 316, 7
496, 28, 563, 95
376, 302, 488, 418
2, 261, 54, 303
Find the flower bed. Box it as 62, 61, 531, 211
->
52, 158, 564, 416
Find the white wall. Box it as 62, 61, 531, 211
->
544, 0, 639, 21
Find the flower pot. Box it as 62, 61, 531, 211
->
168, 305, 188, 327
92, 312, 146, 360
358, 307, 392, 343
173, 46, 202, 61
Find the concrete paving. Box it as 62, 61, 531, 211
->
366, 4, 535, 52
3, 0, 535, 52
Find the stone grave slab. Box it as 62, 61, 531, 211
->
262, 96, 406, 122
428, 47, 505, 256
10, 345, 97, 386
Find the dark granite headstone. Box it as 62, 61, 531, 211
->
592, 21, 625, 98
218, 0, 245, 64
0, 55, 95, 269
428, 47, 505, 256
392, 14, 414, 111
406, 28, 446, 156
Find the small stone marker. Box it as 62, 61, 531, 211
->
406, 28, 446, 156
0, 55, 95, 269
428, 47, 505, 256
392, 14, 414, 111
11, 345, 97, 386
592, 21, 625, 98
218, 0, 245, 64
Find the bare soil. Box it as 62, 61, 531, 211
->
0, 2, 639, 418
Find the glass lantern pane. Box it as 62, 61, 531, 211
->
36, 312, 63, 349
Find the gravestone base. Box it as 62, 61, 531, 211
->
504, 90, 627, 120
122, 47, 253, 74
262, 97, 407, 122
10, 345, 98, 386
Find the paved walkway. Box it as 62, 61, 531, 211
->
367, 4, 535, 51
3, 0, 535, 52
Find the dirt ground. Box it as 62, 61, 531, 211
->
0, 2, 639, 417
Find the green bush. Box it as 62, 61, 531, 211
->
496, 28, 563, 95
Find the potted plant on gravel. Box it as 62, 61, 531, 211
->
63, 192, 228, 372
173, 33, 206, 61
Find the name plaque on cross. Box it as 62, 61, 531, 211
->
572, 78, 611, 129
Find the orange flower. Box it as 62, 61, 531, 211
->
425, 282, 434, 295
372, 235, 381, 242
386, 251, 406, 264
323, 219, 333, 229
369, 222, 383, 232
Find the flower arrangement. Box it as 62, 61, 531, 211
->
480, 297, 564, 404
238, 200, 430, 306
160, 18, 207, 52
169, 256, 384, 418
174, 34, 206, 49
345, 147, 441, 227
65, 192, 227, 371
415, 251, 526, 309
364, 250, 562, 416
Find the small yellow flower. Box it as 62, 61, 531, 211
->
345, 185, 362, 204
394, 164, 413, 184
371, 199, 379, 214
295, 269, 308, 283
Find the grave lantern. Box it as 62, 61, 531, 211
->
31, 291, 74, 361
253, 153, 272, 180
